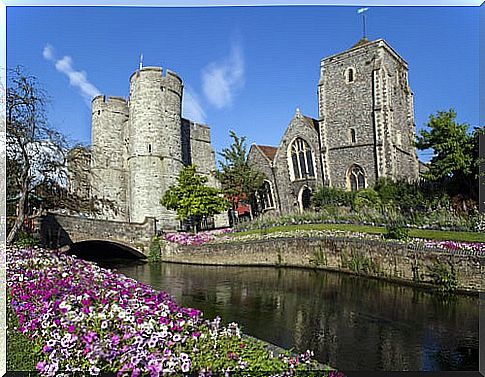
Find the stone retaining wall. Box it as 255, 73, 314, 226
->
161, 237, 484, 293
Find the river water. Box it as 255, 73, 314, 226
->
99, 260, 479, 371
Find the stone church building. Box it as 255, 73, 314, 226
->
248, 38, 420, 214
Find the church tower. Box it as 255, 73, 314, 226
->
318, 38, 419, 190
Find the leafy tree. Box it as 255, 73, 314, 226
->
161, 164, 229, 232
6, 67, 99, 244
416, 109, 480, 201
216, 130, 266, 211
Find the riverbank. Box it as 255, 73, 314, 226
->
7, 247, 339, 376
160, 236, 484, 293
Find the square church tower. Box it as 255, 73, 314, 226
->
318, 38, 419, 190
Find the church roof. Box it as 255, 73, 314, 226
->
303, 116, 319, 132
255, 145, 278, 161
351, 37, 370, 49
322, 38, 408, 67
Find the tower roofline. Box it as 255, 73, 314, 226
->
129, 66, 183, 83
321, 38, 408, 68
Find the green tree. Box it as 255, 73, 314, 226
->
416, 109, 480, 201
161, 165, 229, 232
216, 130, 266, 212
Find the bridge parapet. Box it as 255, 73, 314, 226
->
39, 213, 156, 256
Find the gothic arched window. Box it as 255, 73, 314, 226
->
260, 180, 275, 210
348, 164, 366, 191
289, 138, 315, 181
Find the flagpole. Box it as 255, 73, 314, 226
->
357, 8, 369, 39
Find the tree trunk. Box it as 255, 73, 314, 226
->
7, 168, 29, 245
6, 194, 27, 245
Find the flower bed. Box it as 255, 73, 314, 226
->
7, 247, 340, 376
163, 228, 233, 246
211, 230, 485, 255
421, 239, 484, 254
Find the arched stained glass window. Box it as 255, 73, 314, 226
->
348, 164, 366, 191
260, 180, 275, 210
290, 138, 315, 181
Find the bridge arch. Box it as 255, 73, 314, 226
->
67, 240, 147, 260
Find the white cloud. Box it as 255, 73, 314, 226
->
182, 86, 206, 124
42, 44, 55, 61
43, 44, 101, 105
202, 43, 244, 109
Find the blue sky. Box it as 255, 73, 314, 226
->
6, 5, 480, 163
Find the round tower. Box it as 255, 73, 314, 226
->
91, 95, 129, 220
127, 67, 184, 223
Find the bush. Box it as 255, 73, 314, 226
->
427, 260, 458, 293
385, 223, 409, 240
312, 186, 354, 208
353, 188, 381, 211
13, 231, 40, 248
148, 235, 161, 262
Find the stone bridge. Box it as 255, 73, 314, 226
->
39, 213, 157, 259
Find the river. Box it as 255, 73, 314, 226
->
99, 259, 479, 371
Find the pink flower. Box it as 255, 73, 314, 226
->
36, 360, 47, 371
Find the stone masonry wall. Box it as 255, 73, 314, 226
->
247, 145, 279, 213
272, 113, 323, 213
161, 238, 484, 293
184, 119, 218, 187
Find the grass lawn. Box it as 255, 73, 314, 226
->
231, 223, 485, 243
6, 300, 41, 372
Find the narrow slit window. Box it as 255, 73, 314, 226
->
148, 144, 152, 153
347, 68, 355, 83
350, 129, 356, 143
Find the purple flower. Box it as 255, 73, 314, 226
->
36, 360, 47, 371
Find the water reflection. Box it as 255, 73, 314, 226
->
101, 260, 479, 371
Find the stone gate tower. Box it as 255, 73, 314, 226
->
128, 67, 184, 223
74, 65, 223, 229
91, 96, 129, 221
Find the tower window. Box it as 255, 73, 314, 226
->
148, 144, 152, 153
346, 67, 356, 83
97, 110, 101, 115
350, 129, 356, 143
